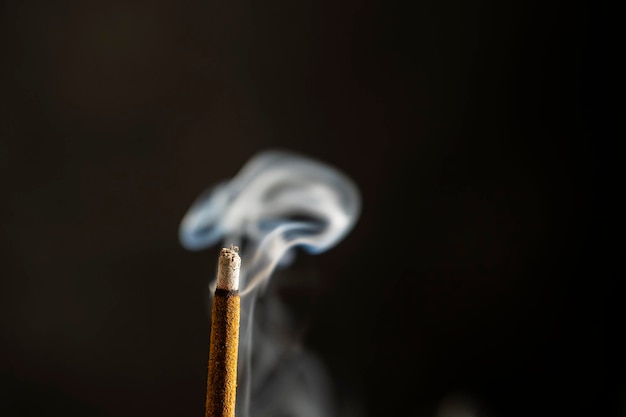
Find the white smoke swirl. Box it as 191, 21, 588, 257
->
179, 149, 361, 295
179, 149, 361, 417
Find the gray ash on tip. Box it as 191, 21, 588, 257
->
217, 246, 241, 291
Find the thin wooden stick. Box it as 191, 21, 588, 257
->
206, 246, 241, 417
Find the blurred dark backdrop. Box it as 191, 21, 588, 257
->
0, 0, 618, 416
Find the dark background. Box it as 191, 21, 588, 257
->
0, 0, 618, 416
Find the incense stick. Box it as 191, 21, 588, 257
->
206, 246, 241, 417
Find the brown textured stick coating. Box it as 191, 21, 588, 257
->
206, 289, 240, 417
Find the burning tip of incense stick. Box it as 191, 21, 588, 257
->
216, 246, 241, 291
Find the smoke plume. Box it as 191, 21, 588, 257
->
179, 149, 361, 417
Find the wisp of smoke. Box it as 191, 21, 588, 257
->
179, 149, 361, 417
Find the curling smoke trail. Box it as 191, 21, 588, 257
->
179, 150, 361, 417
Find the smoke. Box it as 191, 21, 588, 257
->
179, 149, 361, 417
